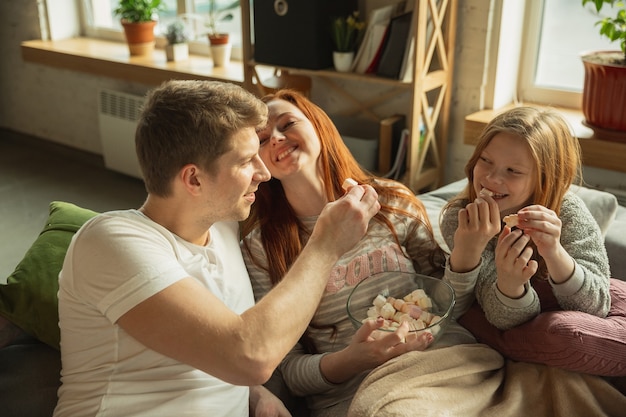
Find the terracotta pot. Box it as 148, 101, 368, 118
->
121, 20, 157, 56
581, 50, 626, 140
208, 33, 230, 46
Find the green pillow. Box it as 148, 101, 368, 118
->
0, 201, 99, 349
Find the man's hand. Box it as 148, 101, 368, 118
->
310, 184, 380, 257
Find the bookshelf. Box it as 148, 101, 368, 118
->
240, 0, 458, 192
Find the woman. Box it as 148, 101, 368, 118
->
241, 89, 474, 417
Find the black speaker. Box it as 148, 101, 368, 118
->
253, 0, 358, 70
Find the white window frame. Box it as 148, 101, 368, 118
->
77, 0, 243, 59
517, 0, 582, 109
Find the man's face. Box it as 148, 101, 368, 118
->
203, 127, 271, 223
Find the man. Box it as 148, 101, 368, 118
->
53, 80, 380, 417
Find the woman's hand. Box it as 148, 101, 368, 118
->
495, 227, 537, 298
320, 317, 433, 384
450, 193, 501, 272
249, 385, 292, 417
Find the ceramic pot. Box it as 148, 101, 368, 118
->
209, 33, 231, 67
165, 43, 189, 62
581, 50, 626, 141
333, 51, 354, 72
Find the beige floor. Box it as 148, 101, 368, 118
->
0, 128, 147, 282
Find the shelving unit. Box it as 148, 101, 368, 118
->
240, 0, 458, 192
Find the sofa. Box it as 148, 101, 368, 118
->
0, 179, 624, 417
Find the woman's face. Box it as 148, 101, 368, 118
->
256, 98, 321, 180
472, 132, 537, 216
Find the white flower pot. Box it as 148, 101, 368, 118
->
333, 51, 354, 72
165, 43, 189, 62
210, 43, 232, 67
209, 34, 232, 67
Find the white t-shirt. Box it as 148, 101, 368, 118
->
54, 210, 254, 417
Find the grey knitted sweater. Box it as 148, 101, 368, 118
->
441, 191, 611, 330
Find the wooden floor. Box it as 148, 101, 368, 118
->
0, 128, 147, 282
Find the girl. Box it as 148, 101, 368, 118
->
441, 106, 611, 331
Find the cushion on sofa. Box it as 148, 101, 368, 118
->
569, 184, 618, 237
458, 278, 626, 377
0, 202, 98, 349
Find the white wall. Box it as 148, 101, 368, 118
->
1, 0, 625, 189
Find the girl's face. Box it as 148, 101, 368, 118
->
473, 132, 537, 216
256, 98, 321, 180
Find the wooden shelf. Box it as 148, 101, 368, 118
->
464, 104, 626, 174
21, 38, 245, 86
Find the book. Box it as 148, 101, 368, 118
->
364, 24, 389, 73
399, 0, 416, 82
378, 114, 406, 175
357, 22, 389, 74
351, 4, 396, 73
376, 11, 413, 79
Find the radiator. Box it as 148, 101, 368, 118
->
97, 89, 144, 179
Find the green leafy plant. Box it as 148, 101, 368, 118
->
114, 0, 165, 23
205, 0, 240, 36
331, 11, 365, 53
583, 0, 626, 62
165, 21, 188, 45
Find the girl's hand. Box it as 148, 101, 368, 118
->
450, 192, 501, 272
516, 205, 575, 283
516, 205, 562, 258
495, 227, 538, 298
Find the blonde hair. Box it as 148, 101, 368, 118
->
460, 106, 582, 214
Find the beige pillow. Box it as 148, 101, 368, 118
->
570, 184, 618, 236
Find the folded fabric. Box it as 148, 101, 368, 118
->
348, 344, 626, 417
458, 278, 626, 376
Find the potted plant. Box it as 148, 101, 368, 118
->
165, 21, 189, 62
581, 0, 626, 140
330, 11, 365, 72
205, 0, 240, 66
114, 0, 165, 56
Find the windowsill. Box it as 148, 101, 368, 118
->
21, 37, 245, 86
464, 104, 626, 174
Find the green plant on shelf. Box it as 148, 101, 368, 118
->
114, 0, 165, 23
165, 21, 189, 45
583, 0, 626, 62
331, 11, 365, 53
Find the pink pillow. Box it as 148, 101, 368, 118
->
458, 278, 626, 376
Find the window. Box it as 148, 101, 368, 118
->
82, 0, 242, 57
518, 0, 618, 108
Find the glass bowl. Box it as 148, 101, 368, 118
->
346, 272, 455, 342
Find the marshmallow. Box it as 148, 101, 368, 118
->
342, 178, 358, 191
